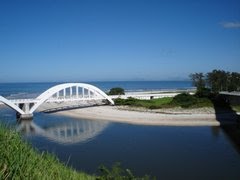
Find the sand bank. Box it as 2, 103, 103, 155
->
55, 106, 238, 126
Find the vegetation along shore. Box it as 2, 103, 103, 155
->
111, 70, 240, 117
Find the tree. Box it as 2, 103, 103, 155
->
206, 69, 229, 93
108, 87, 125, 95
189, 73, 206, 91
190, 70, 240, 94
228, 72, 240, 91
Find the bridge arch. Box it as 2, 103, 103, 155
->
0, 96, 25, 114
29, 83, 114, 114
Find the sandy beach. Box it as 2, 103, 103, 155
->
55, 105, 238, 126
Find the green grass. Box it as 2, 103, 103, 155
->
0, 124, 94, 180
114, 97, 173, 109
114, 93, 214, 109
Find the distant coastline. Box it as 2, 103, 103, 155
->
0, 81, 193, 98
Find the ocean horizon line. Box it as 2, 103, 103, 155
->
0, 80, 191, 84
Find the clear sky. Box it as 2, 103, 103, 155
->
0, 0, 240, 82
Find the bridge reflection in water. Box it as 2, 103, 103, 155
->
16, 119, 109, 144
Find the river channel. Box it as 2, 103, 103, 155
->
1, 106, 240, 179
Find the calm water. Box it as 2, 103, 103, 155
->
1, 82, 240, 179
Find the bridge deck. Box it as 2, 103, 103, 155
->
0, 92, 181, 105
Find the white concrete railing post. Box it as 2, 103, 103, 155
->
88, 89, 90, 98
70, 87, 72, 97
82, 87, 84, 98
63, 88, 66, 98
76, 86, 79, 98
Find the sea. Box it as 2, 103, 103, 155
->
1, 81, 240, 179
0, 81, 194, 98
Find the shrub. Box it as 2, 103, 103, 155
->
171, 92, 214, 108
195, 87, 211, 98
108, 87, 125, 95
114, 97, 137, 106
171, 93, 197, 108
114, 98, 126, 105
97, 162, 153, 180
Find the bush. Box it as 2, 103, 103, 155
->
97, 162, 153, 180
114, 97, 137, 106
195, 87, 211, 98
114, 98, 127, 105
171, 92, 213, 108
171, 93, 197, 108
108, 87, 125, 95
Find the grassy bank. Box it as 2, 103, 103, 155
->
0, 124, 94, 180
114, 93, 213, 109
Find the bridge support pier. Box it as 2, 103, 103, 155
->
16, 112, 33, 120
20, 113, 33, 120
17, 103, 34, 120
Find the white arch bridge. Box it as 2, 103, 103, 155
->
0, 83, 114, 119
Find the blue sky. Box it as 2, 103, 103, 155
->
0, 0, 239, 82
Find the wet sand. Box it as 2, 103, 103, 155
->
55, 105, 238, 126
